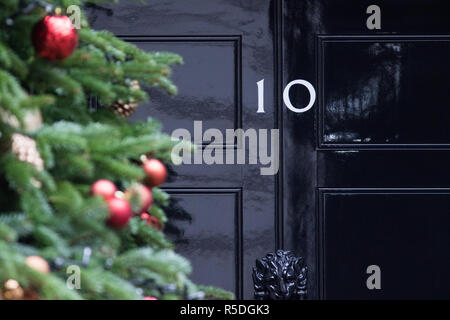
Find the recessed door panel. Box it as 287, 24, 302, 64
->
165, 189, 242, 294
126, 38, 241, 138
320, 37, 450, 146
320, 190, 450, 299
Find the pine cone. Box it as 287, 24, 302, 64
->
112, 80, 141, 118
112, 100, 138, 118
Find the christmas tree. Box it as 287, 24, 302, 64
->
0, 0, 232, 300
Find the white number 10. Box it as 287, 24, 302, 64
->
257, 79, 316, 114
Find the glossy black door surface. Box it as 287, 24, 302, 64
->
283, 0, 450, 299
91, 0, 450, 299
320, 190, 450, 299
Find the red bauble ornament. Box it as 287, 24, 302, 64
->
32, 15, 78, 60
142, 159, 167, 187
107, 198, 132, 228
140, 213, 162, 230
140, 212, 150, 222
91, 179, 117, 201
144, 297, 158, 300
125, 184, 153, 212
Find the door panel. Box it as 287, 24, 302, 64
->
319, 151, 450, 188
320, 36, 450, 146
126, 37, 241, 136
166, 189, 242, 294
320, 190, 450, 299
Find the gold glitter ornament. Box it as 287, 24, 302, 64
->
11, 133, 44, 171
2, 280, 24, 300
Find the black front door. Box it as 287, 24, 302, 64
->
283, 0, 450, 299
91, 0, 450, 299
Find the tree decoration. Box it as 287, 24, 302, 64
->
23, 110, 44, 133
22, 289, 39, 300
0, 109, 43, 133
142, 158, 167, 187
125, 183, 153, 213
11, 133, 44, 171
32, 9, 79, 60
25, 256, 50, 274
112, 80, 142, 118
91, 179, 117, 201
140, 212, 162, 231
1, 280, 24, 300
107, 197, 132, 228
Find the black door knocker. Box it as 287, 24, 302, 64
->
253, 250, 307, 300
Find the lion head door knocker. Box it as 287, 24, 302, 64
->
252, 250, 307, 300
